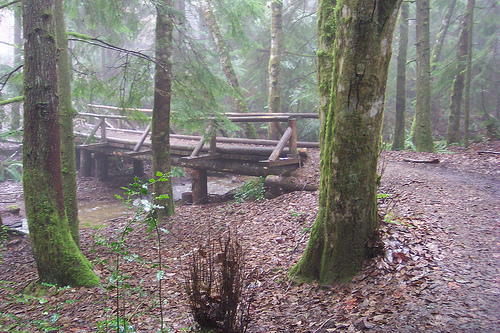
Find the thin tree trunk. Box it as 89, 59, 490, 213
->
152, 0, 175, 219
11, 3, 22, 131
464, 2, 474, 148
55, 0, 80, 247
199, 0, 257, 138
267, 0, 283, 140
316, 0, 335, 148
392, 1, 409, 151
414, 0, 434, 152
22, 0, 98, 287
446, 0, 475, 145
430, 0, 457, 67
291, 0, 401, 283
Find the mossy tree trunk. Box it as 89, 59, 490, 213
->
446, 0, 475, 145
267, 0, 283, 140
22, 0, 98, 287
55, 0, 80, 247
290, 0, 401, 283
317, 0, 336, 147
413, 0, 434, 152
391, 1, 409, 151
199, 0, 257, 138
152, 0, 175, 219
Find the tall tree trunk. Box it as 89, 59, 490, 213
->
429, 0, 457, 135
55, 0, 80, 247
413, 0, 434, 152
199, 0, 257, 138
291, 0, 401, 283
267, 0, 283, 140
430, 0, 457, 67
317, 0, 336, 148
446, 0, 475, 145
152, 0, 175, 219
22, 0, 98, 287
11, 3, 22, 131
463, 2, 474, 148
391, 1, 409, 151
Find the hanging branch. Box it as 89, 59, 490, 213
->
0, 96, 23, 106
0, 65, 23, 92
0, 0, 21, 10
67, 33, 168, 72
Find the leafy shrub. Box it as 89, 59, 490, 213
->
234, 177, 265, 202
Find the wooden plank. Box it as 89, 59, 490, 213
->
181, 154, 219, 162
133, 124, 151, 152
259, 157, 301, 167
78, 112, 128, 120
83, 120, 102, 145
225, 112, 318, 119
87, 104, 153, 114
268, 127, 293, 161
125, 150, 152, 157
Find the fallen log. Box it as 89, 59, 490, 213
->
403, 158, 440, 164
478, 151, 500, 155
264, 175, 318, 194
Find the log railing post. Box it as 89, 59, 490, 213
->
100, 117, 107, 142
209, 122, 217, 155
288, 118, 298, 157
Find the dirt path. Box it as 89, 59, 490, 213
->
378, 155, 500, 332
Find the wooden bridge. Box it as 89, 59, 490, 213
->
74, 105, 319, 203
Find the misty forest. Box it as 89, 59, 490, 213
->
0, 0, 498, 332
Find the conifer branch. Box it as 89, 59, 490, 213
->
0, 65, 23, 92
67, 33, 168, 72
0, 0, 21, 10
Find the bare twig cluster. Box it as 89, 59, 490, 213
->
185, 233, 251, 332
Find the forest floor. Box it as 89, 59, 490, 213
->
0, 141, 499, 333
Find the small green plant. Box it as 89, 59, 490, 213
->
94, 172, 172, 332
0, 161, 22, 182
234, 177, 265, 202
171, 166, 185, 178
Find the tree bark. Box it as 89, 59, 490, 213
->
22, 0, 98, 287
199, 0, 257, 138
391, 1, 409, 151
446, 0, 475, 145
463, 1, 474, 148
413, 0, 434, 152
430, 0, 457, 67
291, 0, 401, 283
10, 3, 23, 131
55, 0, 80, 247
152, 0, 175, 219
316, 0, 336, 148
267, 0, 283, 140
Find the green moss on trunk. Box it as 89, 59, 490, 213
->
55, 0, 80, 247
22, 0, 98, 287
291, 0, 401, 283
